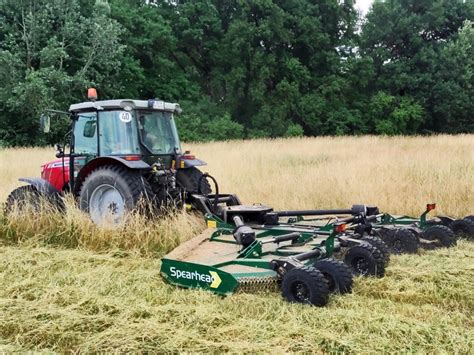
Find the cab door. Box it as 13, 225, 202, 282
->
72, 112, 98, 181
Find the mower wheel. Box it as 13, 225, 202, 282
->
421, 225, 456, 248
281, 266, 329, 306
389, 229, 420, 254
449, 218, 474, 240
176, 167, 211, 194
79, 165, 154, 225
313, 258, 353, 294
344, 243, 385, 277
5, 185, 41, 214
362, 236, 390, 266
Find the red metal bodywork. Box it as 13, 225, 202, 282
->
41, 158, 70, 192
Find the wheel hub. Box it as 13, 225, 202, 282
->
89, 184, 125, 225
291, 281, 310, 302
353, 257, 369, 275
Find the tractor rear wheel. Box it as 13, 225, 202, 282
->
344, 243, 385, 277
313, 258, 353, 294
449, 218, 474, 240
421, 225, 456, 248
362, 235, 390, 266
79, 165, 154, 225
280, 266, 329, 306
176, 167, 211, 194
5, 185, 41, 214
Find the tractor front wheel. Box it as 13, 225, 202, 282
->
313, 258, 353, 294
79, 165, 153, 225
449, 218, 474, 240
344, 243, 385, 277
280, 266, 329, 306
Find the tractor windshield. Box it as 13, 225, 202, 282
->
137, 111, 181, 155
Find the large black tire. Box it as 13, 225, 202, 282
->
449, 218, 474, 240
375, 228, 420, 254
421, 225, 457, 248
280, 266, 329, 306
79, 165, 154, 225
176, 167, 211, 194
5, 185, 41, 214
464, 215, 474, 222
313, 258, 353, 294
362, 235, 390, 266
344, 243, 385, 277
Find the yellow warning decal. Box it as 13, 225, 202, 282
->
207, 220, 217, 228
209, 271, 222, 288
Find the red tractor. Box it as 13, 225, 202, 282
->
6, 89, 210, 225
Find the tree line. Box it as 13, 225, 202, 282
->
0, 0, 472, 146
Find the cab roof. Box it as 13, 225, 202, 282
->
69, 99, 181, 114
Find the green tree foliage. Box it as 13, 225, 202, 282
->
0, 0, 472, 147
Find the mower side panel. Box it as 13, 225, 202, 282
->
19, 177, 62, 196
161, 258, 239, 295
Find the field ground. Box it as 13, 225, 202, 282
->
0, 135, 473, 352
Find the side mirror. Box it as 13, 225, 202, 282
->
83, 120, 97, 138
40, 114, 51, 133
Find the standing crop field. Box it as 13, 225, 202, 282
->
0, 135, 473, 352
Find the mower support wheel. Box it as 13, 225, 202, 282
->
376, 228, 420, 254
421, 225, 456, 248
362, 236, 390, 266
449, 218, 474, 240
280, 266, 329, 306
344, 243, 385, 277
313, 258, 353, 294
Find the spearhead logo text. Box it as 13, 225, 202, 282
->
169, 266, 222, 288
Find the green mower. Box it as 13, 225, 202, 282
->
161, 175, 388, 306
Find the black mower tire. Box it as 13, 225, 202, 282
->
313, 258, 353, 294
449, 218, 474, 240
280, 266, 329, 306
391, 229, 420, 254
176, 167, 212, 195
79, 165, 154, 223
361, 236, 390, 266
5, 185, 41, 214
421, 225, 457, 248
344, 243, 385, 277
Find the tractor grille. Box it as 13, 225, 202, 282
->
236, 275, 279, 293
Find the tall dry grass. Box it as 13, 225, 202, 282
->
2, 135, 472, 216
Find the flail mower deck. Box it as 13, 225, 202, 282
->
161, 176, 388, 306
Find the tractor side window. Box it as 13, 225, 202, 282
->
74, 113, 98, 155
99, 111, 141, 156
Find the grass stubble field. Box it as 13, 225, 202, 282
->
0, 135, 473, 352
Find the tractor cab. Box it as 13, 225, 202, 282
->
69, 96, 183, 170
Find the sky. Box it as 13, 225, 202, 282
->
355, 0, 374, 16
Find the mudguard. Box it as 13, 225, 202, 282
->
73, 156, 151, 195
19, 177, 62, 196
182, 158, 206, 168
